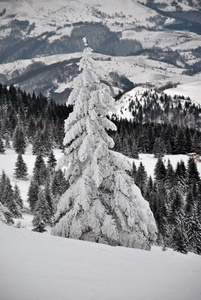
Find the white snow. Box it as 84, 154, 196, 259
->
1, 145, 201, 299
164, 81, 201, 104
1, 220, 201, 300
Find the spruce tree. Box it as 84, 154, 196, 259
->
135, 162, 147, 196
12, 123, 26, 154
14, 153, 28, 180
32, 188, 52, 228
47, 150, 57, 178
0, 136, 5, 154
154, 158, 166, 183
27, 180, 39, 213
52, 40, 157, 249
187, 157, 200, 186
33, 153, 47, 185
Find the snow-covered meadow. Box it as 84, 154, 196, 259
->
1, 219, 201, 300
1, 147, 201, 300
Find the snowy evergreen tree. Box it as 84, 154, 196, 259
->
33, 153, 47, 186
52, 41, 157, 249
32, 188, 53, 228
12, 123, 26, 154
154, 158, 166, 183
14, 153, 28, 180
47, 150, 57, 178
0, 202, 14, 225
135, 162, 147, 196
27, 180, 39, 213
1, 176, 22, 218
153, 137, 166, 158
13, 184, 23, 210
0, 136, 5, 154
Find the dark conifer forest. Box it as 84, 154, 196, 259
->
0, 83, 201, 254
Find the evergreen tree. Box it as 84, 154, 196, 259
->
12, 123, 26, 154
33, 153, 47, 185
175, 160, 187, 197
2, 177, 22, 218
14, 184, 23, 210
174, 128, 186, 154
32, 216, 46, 233
32, 188, 53, 227
47, 150, 57, 178
52, 41, 157, 249
153, 137, 166, 158
27, 180, 39, 213
0, 136, 5, 154
135, 162, 147, 196
14, 153, 28, 180
52, 169, 69, 202
154, 158, 166, 183
0, 202, 14, 224
187, 157, 200, 186
172, 228, 188, 254
165, 159, 175, 191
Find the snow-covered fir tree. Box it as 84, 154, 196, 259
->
14, 153, 28, 180
52, 40, 157, 249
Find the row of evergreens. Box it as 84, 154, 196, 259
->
132, 157, 201, 255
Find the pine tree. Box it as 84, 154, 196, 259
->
154, 158, 166, 183
47, 150, 57, 178
13, 184, 23, 210
51, 169, 69, 201
27, 180, 39, 213
12, 123, 26, 154
2, 177, 22, 218
52, 41, 157, 249
187, 157, 200, 186
135, 162, 147, 196
153, 137, 166, 158
0, 202, 14, 224
14, 153, 28, 180
0, 136, 5, 154
33, 153, 47, 185
32, 188, 52, 228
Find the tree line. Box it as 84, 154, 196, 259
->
132, 157, 201, 255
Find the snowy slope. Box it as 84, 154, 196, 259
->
1, 220, 201, 300
164, 81, 201, 104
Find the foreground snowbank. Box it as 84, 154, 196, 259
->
1, 221, 201, 300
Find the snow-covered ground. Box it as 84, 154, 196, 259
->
165, 81, 201, 104
1, 220, 201, 300
1, 147, 201, 300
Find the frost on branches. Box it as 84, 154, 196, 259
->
52, 42, 157, 250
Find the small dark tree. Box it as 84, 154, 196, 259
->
47, 150, 57, 178
135, 162, 147, 196
33, 153, 47, 185
13, 184, 23, 210
172, 228, 188, 254
14, 153, 28, 180
187, 157, 200, 186
153, 137, 166, 158
154, 158, 166, 183
0, 136, 5, 154
12, 124, 26, 154
27, 180, 39, 213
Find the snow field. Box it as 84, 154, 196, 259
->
1, 220, 201, 300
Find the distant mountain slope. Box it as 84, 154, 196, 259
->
115, 84, 201, 129
0, 0, 201, 102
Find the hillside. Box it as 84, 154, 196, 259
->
1, 220, 201, 300
0, 0, 201, 102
